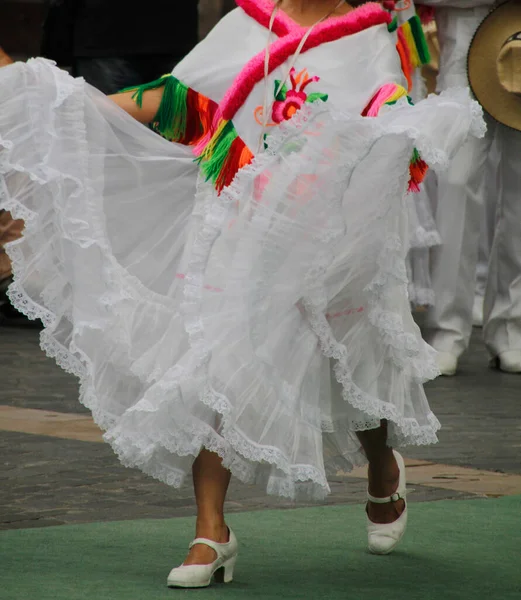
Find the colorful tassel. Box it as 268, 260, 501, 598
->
193, 115, 254, 194
197, 120, 236, 180
215, 137, 254, 191
396, 28, 413, 92
362, 83, 408, 117
401, 15, 431, 68
408, 147, 428, 193
395, 15, 431, 91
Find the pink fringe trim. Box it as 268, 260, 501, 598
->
362, 83, 401, 117
224, 1, 391, 121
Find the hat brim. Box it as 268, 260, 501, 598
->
468, 1, 521, 132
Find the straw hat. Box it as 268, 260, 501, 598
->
468, 1, 521, 131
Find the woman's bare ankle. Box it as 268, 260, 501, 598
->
195, 516, 229, 543
366, 451, 405, 524
367, 450, 399, 498
182, 518, 229, 566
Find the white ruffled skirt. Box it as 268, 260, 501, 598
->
0, 59, 484, 500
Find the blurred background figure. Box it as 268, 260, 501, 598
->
421, 0, 521, 375
199, 0, 235, 38
473, 133, 501, 328
221, 0, 236, 14
41, 0, 199, 94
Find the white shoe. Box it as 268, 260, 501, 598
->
436, 351, 458, 376
497, 351, 521, 374
167, 529, 238, 588
367, 450, 408, 555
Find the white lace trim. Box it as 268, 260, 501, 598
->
409, 226, 441, 249
408, 285, 435, 308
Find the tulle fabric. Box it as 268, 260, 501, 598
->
406, 172, 440, 307
0, 59, 484, 500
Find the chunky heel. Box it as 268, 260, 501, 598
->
222, 555, 237, 583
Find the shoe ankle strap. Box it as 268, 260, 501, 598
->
189, 537, 227, 553
367, 491, 405, 504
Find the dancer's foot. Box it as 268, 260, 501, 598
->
167, 526, 237, 588
366, 451, 406, 524
366, 450, 408, 555
183, 521, 230, 566
436, 351, 458, 376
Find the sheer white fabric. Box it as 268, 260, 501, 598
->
406, 172, 441, 307
0, 60, 484, 500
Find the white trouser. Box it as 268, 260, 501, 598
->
475, 134, 500, 299
483, 126, 521, 356
424, 122, 493, 355
423, 5, 521, 357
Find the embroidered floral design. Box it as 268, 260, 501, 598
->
254, 68, 328, 126
273, 68, 328, 123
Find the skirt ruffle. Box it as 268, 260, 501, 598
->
0, 59, 484, 500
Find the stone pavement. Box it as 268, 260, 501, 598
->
1, 326, 520, 531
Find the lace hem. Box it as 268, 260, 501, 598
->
409, 226, 441, 249
408, 285, 435, 308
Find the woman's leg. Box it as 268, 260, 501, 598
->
183, 449, 231, 566
357, 422, 406, 523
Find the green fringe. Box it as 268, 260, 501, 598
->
119, 74, 188, 141
156, 76, 188, 140
387, 16, 398, 33
409, 15, 431, 65
118, 74, 170, 107
411, 147, 421, 164
197, 121, 237, 183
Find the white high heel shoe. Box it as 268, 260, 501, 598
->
367, 450, 408, 555
167, 528, 238, 588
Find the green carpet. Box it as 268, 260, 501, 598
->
1, 496, 520, 600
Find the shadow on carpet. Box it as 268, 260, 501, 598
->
1, 496, 520, 600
